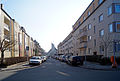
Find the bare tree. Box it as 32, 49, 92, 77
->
0, 36, 17, 65
99, 34, 113, 57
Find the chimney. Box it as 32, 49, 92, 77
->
0, 4, 4, 9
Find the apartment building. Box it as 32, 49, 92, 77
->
0, 4, 15, 58
58, 0, 120, 57
0, 4, 38, 58
58, 32, 73, 55
30, 37, 35, 56
34, 40, 42, 56
14, 21, 20, 57
58, 43, 62, 54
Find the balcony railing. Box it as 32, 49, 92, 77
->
78, 42, 87, 49
4, 35, 10, 41
4, 23, 9, 31
77, 31, 87, 39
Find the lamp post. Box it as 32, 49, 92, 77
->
112, 40, 120, 68
113, 40, 116, 66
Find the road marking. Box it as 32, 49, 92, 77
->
56, 71, 70, 76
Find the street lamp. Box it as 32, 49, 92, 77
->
112, 40, 120, 68
113, 40, 116, 66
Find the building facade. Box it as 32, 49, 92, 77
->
0, 4, 15, 58
0, 4, 41, 58
58, 32, 73, 55
58, 0, 120, 57
34, 40, 42, 56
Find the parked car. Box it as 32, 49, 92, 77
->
29, 56, 42, 65
65, 55, 72, 63
55, 55, 59, 60
61, 55, 66, 62
67, 56, 84, 66
41, 56, 47, 62
59, 55, 64, 61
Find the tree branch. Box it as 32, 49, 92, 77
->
1, 38, 6, 48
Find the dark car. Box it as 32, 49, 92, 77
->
67, 56, 84, 66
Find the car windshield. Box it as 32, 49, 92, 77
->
73, 56, 81, 59
31, 57, 40, 59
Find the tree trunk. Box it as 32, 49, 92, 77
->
104, 48, 108, 57
1, 51, 4, 65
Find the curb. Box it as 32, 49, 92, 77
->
7, 61, 28, 68
0, 66, 29, 72
79, 66, 120, 71
0, 61, 42, 72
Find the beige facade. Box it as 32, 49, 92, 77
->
0, 4, 37, 58
58, 32, 73, 55
58, 0, 120, 57
30, 37, 35, 56
14, 21, 20, 57
0, 4, 13, 58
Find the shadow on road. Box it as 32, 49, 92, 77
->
1, 58, 120, 81
0, 63, 41, 72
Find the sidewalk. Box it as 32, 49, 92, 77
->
0, 61, 44, 72
0, 61, 31, 72
79, 61, 120, 71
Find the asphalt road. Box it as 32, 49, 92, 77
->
0, 58, 120, 81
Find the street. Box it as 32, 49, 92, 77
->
0, 58, 120, 81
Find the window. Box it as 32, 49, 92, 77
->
109, 24, 113, 32
83, 16, 86, 21
99, 29, 104, 36
88, 24, 92, 30
79, 29, 82, 33
83, 26, 87, 32
98, 0, 103, 5
88, 48, 91, 54
80, 50, 81, 54
88, 36, 92, 41
88, 11, 91, 16
99, 45, 104, 53
94, 26, 96, 34
94, 39, 96, 47
115, 4, 120, 13
116, 22, 120, 32
108, 5, 112, 15
116, 43, 120, 52
99, 14, 103, 22
78, 21, 81, 26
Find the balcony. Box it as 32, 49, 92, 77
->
79, 35, 87, 43
4, 23, 9, 31
78, 42, 87, 49
4, 27, 10, 36
4, 34, 10, 41
77, 31, 87, 39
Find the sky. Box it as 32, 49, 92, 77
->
1, 0, 92, 52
